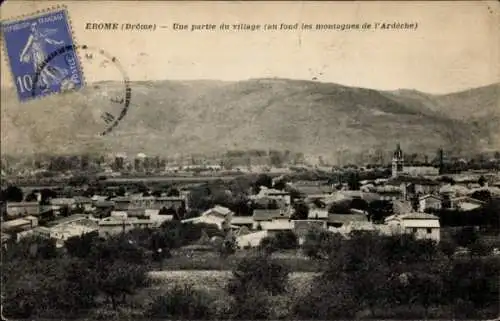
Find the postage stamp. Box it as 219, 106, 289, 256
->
1, 6, 84, 102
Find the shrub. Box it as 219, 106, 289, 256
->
259, 235, 278, 254
228, 287, 271, 320
273, 230, 298, 250
227, 254, 290, 296
145, 284, 216, 319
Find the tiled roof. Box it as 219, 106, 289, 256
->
260, 220, 293, 231
6, 202, 39, 207
399, 213, 439, 220
94, 200, 115, 207
419, 194, 442, 201
252, 209, 282, 221
156, 196, 185, 201
203, 205, 233, 217
230, 216, 254, 225
385, 213, 439, 223
128, 208, 146, 216
328, 214, 368, 224
335, 191, 381, 202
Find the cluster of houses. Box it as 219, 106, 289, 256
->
1, 193, 188, 247
2, 145, 499, 251
182, 187, 443, 248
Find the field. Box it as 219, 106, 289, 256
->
148, 270, 319, 292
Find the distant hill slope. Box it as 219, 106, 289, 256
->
1, 79, 498, 161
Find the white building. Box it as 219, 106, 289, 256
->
384, 213, 440, 242
181, 205, 233, 230
249, 186, 291, 207
236, 230, 269, 248
98, 216, 156, 238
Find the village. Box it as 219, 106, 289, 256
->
2, 144, 499, 255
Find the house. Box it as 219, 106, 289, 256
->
50, 198, 77, 209
46, 214, 97, 227
144, 209, 173, 225
73, 196, 95, 212
384, 213, 440, 242
249, 186, 291, 207
34, 221, 98, 248
98, 216, 156, 237
449, 196, 486, 211
291, 183, 334, 197
236, 230, 269, 248
439, 184, 470, 198
403, 166, 440, 176
252, 209, 282, 230
375, 185, 403, 201
5, 202, 41, 218
155, 196, 186, 212
308, 208, 329, 220
230, 216, 254, 229
260, 216, 294, 234
1, 216, 39, 236
418, 194, 442, 212
329, 221, 377, 237
112, 195, 186, 212
335, 190, 380, 203
181, 205, 233, 230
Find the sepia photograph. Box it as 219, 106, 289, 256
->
1, 1, 499, 320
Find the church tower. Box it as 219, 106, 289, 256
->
392, 143, 404, 178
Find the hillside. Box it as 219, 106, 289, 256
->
1, 78, 498, 162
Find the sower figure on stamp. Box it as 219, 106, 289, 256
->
19, 22, 69, 92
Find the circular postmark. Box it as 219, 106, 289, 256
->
31, 44, 131, 136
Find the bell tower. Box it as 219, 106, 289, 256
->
392, 143, 404, 178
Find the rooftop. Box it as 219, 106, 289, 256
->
328, 214, 368, 224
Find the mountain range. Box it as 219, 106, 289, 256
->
1, 78, 499, 163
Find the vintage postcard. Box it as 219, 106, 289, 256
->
1, 1, 499, 320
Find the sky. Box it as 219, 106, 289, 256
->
1, 1, 499, 94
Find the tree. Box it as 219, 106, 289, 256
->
272, 179, 287, 191
367, 200, 393, 222
219, 234, 237, 258
227, 254, 290, 296
439, 239, 457, 259
347, 172, 361, 190
350, 198, 368, 211
452, 227, 479, 248
471, 189, 491, 203
292, 200, 309, 220
259, 236, 278, 254
116, 186, 126, 197
1, 185, 23, 202
24, 192, 38, 202
254, 174, 273, 193
167, 188, 180, 196
96, 260, 150, 310
478, 175, 486, 187
469, 239, 492, 257
273, 230, 298, 250
65, 232, 99, 258
302, 228, 343, 260
146, 285, 216, 319
39, 188, 57, 205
